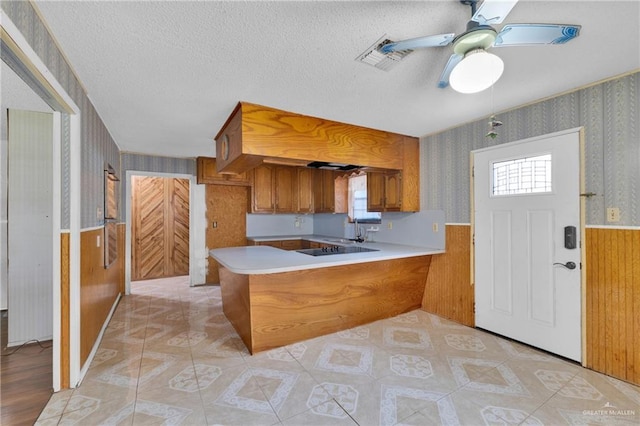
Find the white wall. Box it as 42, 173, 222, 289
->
7, 109, 54, 345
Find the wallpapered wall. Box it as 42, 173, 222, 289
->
120, 153, 195, 214
2, 1, 120, 229
422, 72, 639, 227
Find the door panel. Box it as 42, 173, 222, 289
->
490, 210, 512, 314
132, 176, 189, 281
474, 129, 582, 362
170, 178, 190, 276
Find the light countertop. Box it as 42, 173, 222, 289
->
210, 237, 444, 274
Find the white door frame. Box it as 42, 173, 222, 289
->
124, 171, 206, 294
2, 11, 82, 389
470, 127, 587, 364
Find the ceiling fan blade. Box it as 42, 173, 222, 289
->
472, 0, 519, 25
380, 33, 455, 53
494, 24, 581, 46
437, 54, 463, 88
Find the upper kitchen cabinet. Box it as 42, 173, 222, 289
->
313, 169, 348, 214
296, 167, 315, 214
196, 157, 250, 185
367, 171, 402, 212
214, 102, 420, 211
251, 164, 308, 214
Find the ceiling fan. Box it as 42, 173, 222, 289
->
361, 0, 581, 93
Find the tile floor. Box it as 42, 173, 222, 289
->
36, 276, 639, 425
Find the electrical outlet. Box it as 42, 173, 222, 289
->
387, 221, 393, 230
432, 223, 439, 233
606, 207, 620, 222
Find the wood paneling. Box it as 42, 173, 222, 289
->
132, 176, 190, 280
421, 225, 474, 327
196, 157, 250, 185
220, 256, 431, 353
219, 267, 253, 351
401, 137, 420, 212
215, 102, 407, 172
80, 227, 123, 367
214, 103, 420, 212
585, 227, 640, 385
60, 232, 70, 389
205, 185, 249, 284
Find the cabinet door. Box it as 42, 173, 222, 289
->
334, 174, 348, 214
281, 240, 303, 250
252, 164, 275, 213
274, 166, 296, 213
314, 169, 336, 213
257, 241, 282, 248
197, 157, 249, 185
313, 170, 326, 212
367, 172, 386, 212
321, 170, 336, 212
296, 168, 314, 213
384, 172, 402, 211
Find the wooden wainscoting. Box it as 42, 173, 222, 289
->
80, 226, 124, 367
421, 224, 474, 327
585, 227, 640, 385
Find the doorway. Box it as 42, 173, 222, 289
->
473, 128, 584, 362
131, 175, 190, 281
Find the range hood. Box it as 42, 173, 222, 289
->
306, 161, 361, 171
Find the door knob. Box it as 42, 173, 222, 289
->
554, 261, 576, 270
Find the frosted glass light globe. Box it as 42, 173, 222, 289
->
449, 49, 504, 94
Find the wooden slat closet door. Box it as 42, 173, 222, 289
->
132, 176, 190, 281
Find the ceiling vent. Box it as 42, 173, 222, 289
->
355, 35, 413, 71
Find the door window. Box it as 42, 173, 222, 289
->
491, 153, 552, 196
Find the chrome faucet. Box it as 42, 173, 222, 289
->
353, 218, 365, 243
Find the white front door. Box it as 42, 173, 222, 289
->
473, 129, 582, 362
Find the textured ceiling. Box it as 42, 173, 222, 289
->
31, 0, 640, 158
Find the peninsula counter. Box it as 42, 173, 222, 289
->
210, 242, 443, 354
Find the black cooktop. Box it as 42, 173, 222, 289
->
296, 246, 379, 256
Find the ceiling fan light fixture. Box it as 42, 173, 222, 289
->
449, 48, 504, 94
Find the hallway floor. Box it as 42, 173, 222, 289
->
36, 276, 639, 425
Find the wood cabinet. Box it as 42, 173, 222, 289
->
367, 171, 402, 212
196, 157, 250, 185
274, 166, 296, 213
251, 239, 303, 250
252, 164, 277, 213
251, 164, 316, 214
214, 103, 420, 212
314, 169, 335, 213
296, 168, 314, 214
313, 169, 348, 213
